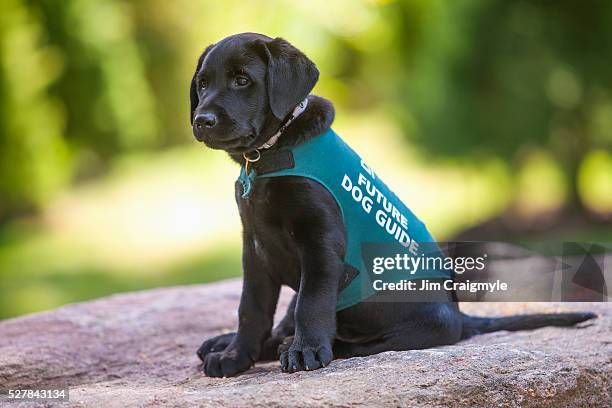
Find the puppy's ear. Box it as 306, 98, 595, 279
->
260, 38, 319, 120
190, 44, 215, 124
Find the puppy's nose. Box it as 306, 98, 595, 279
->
194, 112, 217, 129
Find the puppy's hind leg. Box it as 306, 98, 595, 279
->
334, 305, 463, 358
334, 325, 456, 358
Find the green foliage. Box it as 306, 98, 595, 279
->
389, 0, 612, 204
1, 0, 611, 216
34, 0, 160, 153
0, 0, 160, 218
1, 0, 611, 319
0, 0, 70, 217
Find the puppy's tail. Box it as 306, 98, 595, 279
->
460, 311, 596, 340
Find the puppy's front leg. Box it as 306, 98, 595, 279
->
280, 239, 342, 373
202, 238, 280, 377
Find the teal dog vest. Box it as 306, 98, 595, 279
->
238, 129, 450, 310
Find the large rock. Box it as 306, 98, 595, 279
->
0, 279, 610, 407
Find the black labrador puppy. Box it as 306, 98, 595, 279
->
190, 33, 595, 377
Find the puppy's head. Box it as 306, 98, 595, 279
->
190, 33, 319, 153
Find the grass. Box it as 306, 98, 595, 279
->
0, 220, 242, 319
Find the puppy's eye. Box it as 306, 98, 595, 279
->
199, 80, 207, 90
234, 75, 250, 87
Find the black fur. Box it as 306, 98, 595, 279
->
190, 33, 597, 377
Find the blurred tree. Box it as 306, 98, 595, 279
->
32, 0, 160, 160
2, 0, 611, 223
0, 0, 70, 219
129, 0, 200, 146
388, 0, 612, 214
0, 0, 161, 219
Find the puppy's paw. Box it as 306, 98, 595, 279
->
197, 332, 236, 362
280, 342, 333, 373
202, 348, 254, 378
275, 335, 294, 356
260, 334, 292, 361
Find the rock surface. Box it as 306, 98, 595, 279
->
0, 279, 610, 407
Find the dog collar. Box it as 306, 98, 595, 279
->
240, 97, 308, 198
259, 97, 309, 150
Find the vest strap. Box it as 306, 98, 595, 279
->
252, 150, 295, 175
339, 264, 360, 292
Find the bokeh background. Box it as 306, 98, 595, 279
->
1, 0, 611, 319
